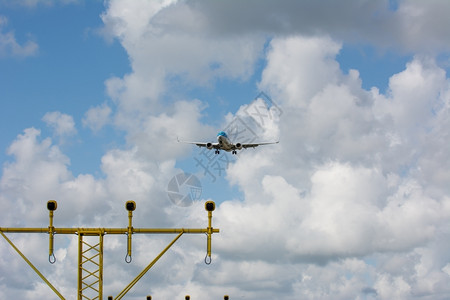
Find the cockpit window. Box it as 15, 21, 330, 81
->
217, 131, 228, 138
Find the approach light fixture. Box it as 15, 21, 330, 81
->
126, 200, 136, 211
205, 200, 215, 212
47, 200, 57, 211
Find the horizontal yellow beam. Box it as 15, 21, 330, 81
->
0, 227, 219, 235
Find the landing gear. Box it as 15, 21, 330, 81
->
215, 150, 220, 154
232, 150, 237, 155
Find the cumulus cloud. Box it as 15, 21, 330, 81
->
2, 1, 450, 299
101, 0, 265, 128
0, 16, 38, 58
394, 1, 450, 52
82, 102, 112, 132
155, 0, 450, 53
189, 35, 450, 298
0, 125, 204, 298
42, 111, 77, 140
219, 36, 450, 299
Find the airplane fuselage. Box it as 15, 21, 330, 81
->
179, 130, 278, 155
217, 134, 233, 151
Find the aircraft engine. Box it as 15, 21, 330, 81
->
207, 142, 213, 149
235, 143, 243, 150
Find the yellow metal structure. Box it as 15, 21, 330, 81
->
78, 232, 104, 300
0, 200, 219, 300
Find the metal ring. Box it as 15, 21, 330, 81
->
125, 254, 132, 263
49, 253, 56, 264
204, 254, 211, 265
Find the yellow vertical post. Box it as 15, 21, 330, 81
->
99, 233, 104, 300
49, 210, 54, 256
78, 231, 104, 300
207, 210, 212, 256
125, 201, 135, 263
127, 210, 132, 257
77, 233, 83, 300
204, 201, 215, 264
47, 200, 57, 263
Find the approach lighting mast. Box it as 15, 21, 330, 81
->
0, 200, 219, 300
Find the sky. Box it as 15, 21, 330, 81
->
1, 0, 450, 299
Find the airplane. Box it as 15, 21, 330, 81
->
178, 131, 279, 155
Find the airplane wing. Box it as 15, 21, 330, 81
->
177, 138, 220, 149
240, 141, 279, 149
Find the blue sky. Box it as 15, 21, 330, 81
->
0, 1, 129, 175
0, 1, 412, 176
1, 1, 450, 299
0, 4, 411, 176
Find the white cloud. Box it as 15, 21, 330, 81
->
375, 274, 412, 299
1, 128, 72, 224
82, 102, 112, 132
212, 35, 450, 298
156, 0, 450, 53
260, 36, 342, 107
0, 16, 38, 58
42, 111, 77, 140
218, 162, 449, 264
3, 1, 450, 299
382, 56, 447, 134
395, 1, 450, 52
101, 0, 265, 128
127, 99, 214, 161
0, 124, 204, 298
82, 4, 450, 296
